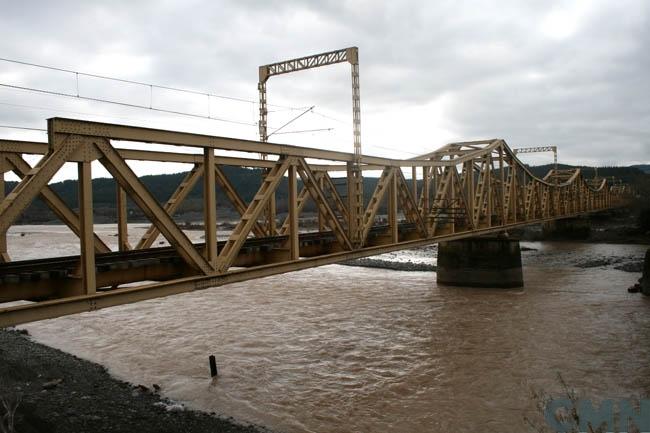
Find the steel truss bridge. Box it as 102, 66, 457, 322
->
0, 117, 628, 327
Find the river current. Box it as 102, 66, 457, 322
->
6, 224, 650, 432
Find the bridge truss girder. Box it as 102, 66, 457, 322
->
0, 117, 627, 326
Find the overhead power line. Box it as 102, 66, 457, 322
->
0, 57, 335, 137
0, 82, 258, 126
267, 106, 314, 138
0, 56, 299, 109
273, 128, 334, 135
0, 99, 289, 131
311, 110, 348, 124
0, 124, 46, 132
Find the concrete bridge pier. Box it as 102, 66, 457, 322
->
436, 235, 524, 288
542, 217, 591, 240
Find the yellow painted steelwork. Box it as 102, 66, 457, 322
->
0, 117, 628, 327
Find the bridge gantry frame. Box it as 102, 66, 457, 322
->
258, 47, 364, 245
0, 117, 626, 326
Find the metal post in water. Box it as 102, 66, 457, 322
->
209, 355, 218, 377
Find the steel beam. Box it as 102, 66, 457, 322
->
0, 139, 278, 168
203, 148, 217, 268
388, 170, 398, 243
135, 164, 204, 249
6, 153, 111, 254
116, 185, 130, 251
77, 160, 96, 294
217, 157, 293, 273
287, 164, 299, 260
214, 166, 266, 238
394, 169, 427, 236
0, 135, 80, 234
0, 117, 627, 328
296, 158, 352, 250
94, 138, 213, 275
47, 118, 394, 165
321, 171, 349, 221
361, 167, 393, 242
279, 182, 312, 236
0, 156, 8, 262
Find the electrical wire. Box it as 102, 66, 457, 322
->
0, 56, 299, 109
267, 106, 314, 138
367, 144, 426, 156
311, 110, 348, 124
0, 99, 291, 131
0, 57, 337, 136
0, 82, 258, 126
0, 124, 46, 132
0, 100, 186, 124
273, 128, 334, 135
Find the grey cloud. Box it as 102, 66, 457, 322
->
0, 0, 648, 165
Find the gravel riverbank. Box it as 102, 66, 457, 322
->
340, 258, 436, 272
0, 329, 272, 433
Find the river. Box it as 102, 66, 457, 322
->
7, 224, 650, 432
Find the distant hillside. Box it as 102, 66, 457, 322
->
631, 164, 650, 174
4, 166, 383, 224
5, 166, 280, 224
4, 164, 648, 224
526, 163, 647, 184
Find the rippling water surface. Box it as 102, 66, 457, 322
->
8, 225, 650, 432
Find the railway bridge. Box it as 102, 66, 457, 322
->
0, 117, 628, 327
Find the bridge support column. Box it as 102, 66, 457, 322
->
0, 158, 9, 263
116, 185, 130, 251
542, 217, 590, 240
78, 161, 96, 294
437, 236, 523, 288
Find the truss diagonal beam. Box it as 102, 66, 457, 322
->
450, 167, 472, 230
6, 153, 111, 254
0, 135, 80, 234
215, 166, 266, 238
279, 174, 318, 236
360, 167, 394, 242
472, 160, 488, 227
429, 167, 454, 234
296, 158, 352, 250
94, 139, 213, 275
259, 47, 357, 82
135, 164, 204, 250
217, 157, 293, 273
321, 171, 349, 222
394, 169, 427, 236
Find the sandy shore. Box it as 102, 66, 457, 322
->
0, 329, 272, 433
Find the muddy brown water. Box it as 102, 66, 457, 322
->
6, 225, 650, 432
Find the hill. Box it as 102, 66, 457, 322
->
631, 164, 650, 174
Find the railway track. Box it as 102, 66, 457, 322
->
0, 224, 415, 285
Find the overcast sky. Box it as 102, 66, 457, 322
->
0, 0, 648, 181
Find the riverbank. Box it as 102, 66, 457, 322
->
516, 208, 650, 244
340, 258, 436, 272
0, 329, 272, 433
